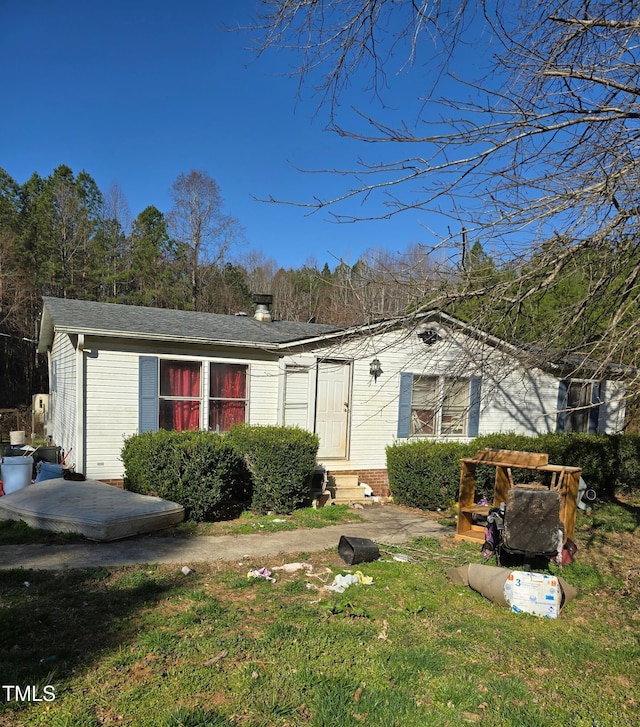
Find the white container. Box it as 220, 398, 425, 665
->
1, 456, 34, 494
9, 430, 25, 446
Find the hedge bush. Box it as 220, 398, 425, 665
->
609, 434, 640, 495
386, 440, 466, 510
226, 425, 319, 515
386, 432, 640, 511
122, 430, 250, 522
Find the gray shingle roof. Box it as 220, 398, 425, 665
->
38, 297, 342, 351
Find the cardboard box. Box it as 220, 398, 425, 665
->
503, 571, 561, 618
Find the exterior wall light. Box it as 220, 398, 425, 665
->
369, 358, 383, 382
418, 328, 441, 345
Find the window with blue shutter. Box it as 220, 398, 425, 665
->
556, 380, 568, 433
467, 376, 482, 437
397, 372, 414, 438
138, 356, 159, 433
397, 373, 481, 438
557, 379, 600, 433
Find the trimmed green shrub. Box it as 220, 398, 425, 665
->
226, 425, 319, 515
386, 440, 467, 510
121, 430, 178, 497
609, 433, 640, 496
386, 432, 640, 511
122, 430, 250, 522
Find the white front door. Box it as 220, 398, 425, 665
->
315, 360, 351, 458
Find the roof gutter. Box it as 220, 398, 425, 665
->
47, 326, 285, 351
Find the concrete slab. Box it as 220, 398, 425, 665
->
0, 504, 451, 570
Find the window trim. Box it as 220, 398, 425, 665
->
159, 359, 203, 431
397, 372, 481, 439
208, 362, 249, 433
139, 356, 249, 434
556, 379, 600, 434
410, 375, 471, 438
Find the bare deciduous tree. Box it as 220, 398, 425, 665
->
250, 1, 640, 395
100, 182, 132, 299
168, 170, 244, 310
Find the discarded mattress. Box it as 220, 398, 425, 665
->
0, 478, 184, 541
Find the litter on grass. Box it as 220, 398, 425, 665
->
247, 567, 276, 582
448, 563, 577, 618
272, 562, 314, 573
326, 571, 374, 593
338, 535, 380, 565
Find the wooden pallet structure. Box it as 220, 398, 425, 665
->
455, 448, 581, 544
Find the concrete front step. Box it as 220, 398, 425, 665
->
329, 486, 368, 499
326, 474, 372, 505
311, 473, 373, 506
329, 474, 359, 488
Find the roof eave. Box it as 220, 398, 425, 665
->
37, 308, 54, 353
41, 325, 285, 352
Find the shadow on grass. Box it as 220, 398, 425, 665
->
0, 565, 190, 689
613, 496, 640, 531
580, 499, 640, 550
0, 519, 89, 546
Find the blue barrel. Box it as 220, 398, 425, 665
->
35, 461, 64, 482
1, 456, 34, 494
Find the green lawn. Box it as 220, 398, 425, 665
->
0, 500, 638, 726
0, 504, 365, 545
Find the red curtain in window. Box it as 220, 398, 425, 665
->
209, 364, 246, 432
159, 361, 200, 431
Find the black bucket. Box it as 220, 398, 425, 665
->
338, 535, 380, 565
34, 446, 62, 464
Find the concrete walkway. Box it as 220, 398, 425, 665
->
0, 505, 451, 570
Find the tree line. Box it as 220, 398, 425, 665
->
2, 161, 639, 420
0, 164, 445, 407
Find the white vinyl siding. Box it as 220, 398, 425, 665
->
598, 380, 626, 432
284, 366, 310, 428
247, 359, 280, 425
480, 369, 560, 435
310, 326, 572, 473
45, 314, 627, 483
85, 349, 140, 479
48, 332, 76, 462
82, 347, 280, 480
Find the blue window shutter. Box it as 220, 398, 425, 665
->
556, 380, 568, 433
397, 372, 414, 438
139, 356, 159, 433
467, 376, 482, 438
589, 381, 601, 434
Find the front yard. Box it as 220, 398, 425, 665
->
0, 500, 638, 726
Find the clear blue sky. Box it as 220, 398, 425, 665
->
0, 0, 466, 270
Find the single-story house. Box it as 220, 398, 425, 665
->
37, 296, 627, 494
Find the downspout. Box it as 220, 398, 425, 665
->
45, 350, 53, 440
76, 334, 85, 475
